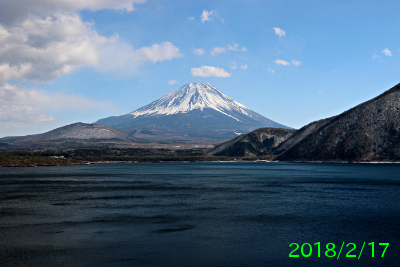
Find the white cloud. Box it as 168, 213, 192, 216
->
0, 12, 181, 82
211, 42, 246, 56
273, 27, 286, 38
97, 41, 181, 75
0, 0, 181, 82
274, 59, 290, 66
381, 48, 392, 56
229, 62, 238, 70
201, 10, 217, 23
211, 47, 226, 56
193, 48, 205, 56
73, 0, 147, 11
372, 53, 380, 60
135, 42, 182, 63
0, 83, 113, 111
273, 59, 302, 67
229, 62, 247, 70
291, 60, 302, 66
167, 80, 179, 85
0, 82, 114, 131
191, 66, 231, 78
0, 13, 115, 82
0, 0, 192, 135
0, 0, 147, 26
0, 0, 187, 135
188, 17, 194, 21
42, 0, 147, 11
0, 63, 33, 83
0, 104, 56, 124
227, 42, 239, 51
1, 0, 146, 16
267, 69, 275, 74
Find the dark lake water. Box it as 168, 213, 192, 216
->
1, 162, 400, 266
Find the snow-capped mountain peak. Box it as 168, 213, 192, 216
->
94, 82, 291, 143
130, 82, 252, 121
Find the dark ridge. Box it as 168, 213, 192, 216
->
208, 127, 296, 157
277, 83, 400, 161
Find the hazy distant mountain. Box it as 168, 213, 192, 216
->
276, 83, 400, 161
95, 83, 290, 143
207, 127, 296, 157
14, 123, 136, 146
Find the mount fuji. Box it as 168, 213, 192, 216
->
95, 83, 291, 143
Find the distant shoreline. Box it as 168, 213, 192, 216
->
2, 157, 400, 168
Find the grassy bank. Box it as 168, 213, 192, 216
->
0, 147, 275, 167
0, 154, 89, 167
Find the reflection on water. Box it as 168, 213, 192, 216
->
1, 162, 400, 266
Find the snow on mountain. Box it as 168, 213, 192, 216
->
94, 83, 291, 143
130, 83, 254, 121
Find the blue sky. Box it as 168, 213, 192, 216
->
1, 0, 400, 137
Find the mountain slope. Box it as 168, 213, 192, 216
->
14, 123, 136, 146
95, 83, 290, 143
277, 83, 400, 161
273, 117, 335, 154
207, 127, 296, 157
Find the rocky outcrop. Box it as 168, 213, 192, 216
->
277, 83, 400, 162
207, 127, 296, 157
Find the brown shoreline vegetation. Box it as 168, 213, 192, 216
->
2, 147, 399, 167
0, 148, 273, 167
0, 155, 89, 167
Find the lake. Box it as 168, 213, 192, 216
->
1, 162, 399, 266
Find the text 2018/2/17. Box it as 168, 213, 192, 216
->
289, 242, 389, 259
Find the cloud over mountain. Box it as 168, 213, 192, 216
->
0, 0, 181, 134
0, 1, 181, 82
0, 83, 114, 136
191, 66, 231, 78
0, 13, 113, 82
